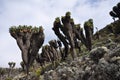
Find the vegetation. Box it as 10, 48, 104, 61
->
52, 12, 94, 60
8, 62, 16, 69
0, 68, 5, 80
1, 2, 118, 80
9, 25, 45, 74
8, 62, 16, 77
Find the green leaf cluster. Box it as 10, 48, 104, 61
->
55, 17, 60, 22
84, 19, 93, 27
9, 25, 43, 33
65, 11, 71, 17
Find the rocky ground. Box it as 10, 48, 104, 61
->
42, 39, 120, 80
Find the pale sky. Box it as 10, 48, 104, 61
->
0, 0, 119, 68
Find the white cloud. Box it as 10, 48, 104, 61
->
71, 0, 119, 30
0, 0, 119, 67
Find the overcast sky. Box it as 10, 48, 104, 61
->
0, 0, 119, 68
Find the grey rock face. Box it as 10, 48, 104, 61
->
110, 45, 120, 58
42, 45, 120, 80
89, 46, 108, 63
105, 42, 117, 50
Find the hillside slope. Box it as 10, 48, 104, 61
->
42, 20, 120, 80
0, 20, 120, 80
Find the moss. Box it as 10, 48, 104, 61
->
80, 45, 89, 56
35, 68, 42, 77
54, 60, 61, 67
5, 77, 12, 80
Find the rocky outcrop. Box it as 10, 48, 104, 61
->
43, 44, 120, 80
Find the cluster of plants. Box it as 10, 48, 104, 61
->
9, 12, 94, 76
36, 40, 60, 68
52, 12, 94, 60
8, 2, 120, 79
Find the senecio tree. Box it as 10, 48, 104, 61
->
84, 19, 93, 50
109, 2, 120, 20
9, 25, 45, 74
8, 62, 16, 77
8, 62, 16, 69
73, 19, 94, 51
53, 12, 77, 60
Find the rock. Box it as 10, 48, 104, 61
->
13, 72, 39, 80
42, 42, 120, 80
105, 42, 117, 50
110, 45, 120, 58
104, 38, 113, 44
13, 73, 27, 80
89, 46, 109, 64
109, 56, 120, 63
